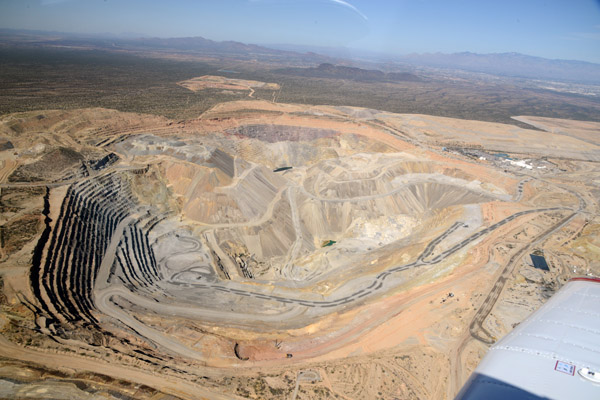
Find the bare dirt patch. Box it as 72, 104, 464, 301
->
178, 75, 280, 94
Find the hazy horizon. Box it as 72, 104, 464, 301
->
3, 26, 600, 67
1, 0, 599, 63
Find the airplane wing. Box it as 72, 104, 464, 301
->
456, 277, 600, 400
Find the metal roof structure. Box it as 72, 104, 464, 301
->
457, 277, 600, 400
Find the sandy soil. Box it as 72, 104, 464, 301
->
178, 75, 280, 97
512, 115, 600, 146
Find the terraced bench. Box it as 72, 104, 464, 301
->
32, 172, 143, 328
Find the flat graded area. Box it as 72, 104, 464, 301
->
0, 100, 598, 399
178, 75, 280, 94
512, 115, 600, 146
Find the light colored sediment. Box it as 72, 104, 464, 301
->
177, 75, 280, 94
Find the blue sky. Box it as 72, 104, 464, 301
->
1, 0, 599, 63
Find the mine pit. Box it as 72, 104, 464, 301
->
1, 101, 597, 399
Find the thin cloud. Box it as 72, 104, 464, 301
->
563, 24, 600, 41
567, 31, 600, 41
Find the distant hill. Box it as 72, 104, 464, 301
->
274, 63, 422, 82
127, 36, 291, 56
396, 52, 600, 85
0, 29, 282, 56
0, 29, 333, 66
267, 43, 600, 85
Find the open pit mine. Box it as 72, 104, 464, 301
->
0, 100, 598, 399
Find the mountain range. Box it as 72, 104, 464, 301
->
396, 51, 600, 85
1, 29, 599, 85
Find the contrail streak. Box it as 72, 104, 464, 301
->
249, 0, 368, 21
329, 0, 368, 21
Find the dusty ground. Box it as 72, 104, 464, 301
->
512, 115, 600, 146
0, 100, 598, 399
178, 75, 280, 98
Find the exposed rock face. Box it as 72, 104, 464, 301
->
227, 124, 338, 143
11, 104, 511, 340
1, 102, 596, 400
31, 173, 142, 326
7, 104, 516, 333
207, 148, 235, 178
